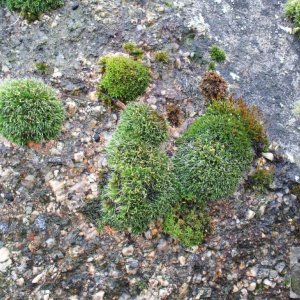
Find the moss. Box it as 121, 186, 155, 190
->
208, 98, 269, 149
285, 0, 300, 30
248, 167, 274, 193
0, 79, 65, 145
34, 62, 49, 74
175, 112, 253, 202
99, 103, 176, 234
154, 51, 169, 63
163, 200, 210, 247
123, 42, 144, 59
208, 61, 216, 71
209, 45, 226, 63
166, 103, 184, 127
199, 71, 228, 101
98, 55, 150, 105
3, 0, 63, 20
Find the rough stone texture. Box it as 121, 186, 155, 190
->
0, 0, 299, 299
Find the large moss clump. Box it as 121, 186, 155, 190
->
0, 79, 65, 145
174, 111, 254, 202
99, 103, 175, 234
98, 55, 150, 105
2, 0, 63, 20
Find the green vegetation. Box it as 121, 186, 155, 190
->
99, 103, 175, 234
199, 71, 228, 101
97, 55, 150, 105
174, 111, 253, 202
2, 0, 63, 20
209, 45, 226, 63
34, 62, 49, 74
122, 42, 144, 59
248, 167, 274, 193
154, 51, 169, 63
291, 183, 300, 200
208, 61, 216, 71
208, 98, 269, 148
285, 0, 300, 31
0, 79, 65, 145
164, 200, 210, 247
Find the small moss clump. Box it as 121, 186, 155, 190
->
209, 45, 226, 63
98, 55, 150, 105
34, 62, 49, 74
122, 42, 144, 59
248, 167, 274, 193
164, 200, 210, 247
0, 79, 65, 145
285, 0, 300, 30
154, 51, 169, 63
200, 71, 228, 101
2, 0, 63, 20
99, 103, 175, 234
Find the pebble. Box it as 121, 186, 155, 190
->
246, 209, 256, 220
247, 282, 256, 291
122, 245, 134, 256
157, 239, 168, 251
92, 291, 105, 300
66, 100, 78, 116
262, 152, 274, 161
0, 247, 10, 263
263, 278, 276, 288
4, 192, 14, 202
125, 259, 139, 275
74, 152, 85, 162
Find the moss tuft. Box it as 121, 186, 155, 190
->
3, 0, 63, 20
0, 79, 65, 145
97, 55, 150, 105
209, 45, 226, 63
123, 42, 144, 59
154, 51, 169, 63
248, 167, 274, 193
200, 71, 228, 101
285, 0, 300, 30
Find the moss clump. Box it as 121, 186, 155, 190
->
208, 97, 269, 149
3, 0, 63, 20
285, 0, 300, 30
248, 167, 274, 193
0, 79, 65, 145
175, 108, 254, 202
98, 55, 150, 105
164, 200, 210, 247
209, 45, 226, 63
200, 71, 228, 101
208, 61, 216, 71
34, 62, 49, 74
154, 51, 169, 63
123, 42, 144, 59
99, 103, 175, 234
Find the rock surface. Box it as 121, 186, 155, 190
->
0, 0, 299, 299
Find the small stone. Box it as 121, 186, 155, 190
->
16, 278, 24, 286
74, 151, 84, 162
94, 133, 100, 143
45, 238, 56, 248
72, 3, 79, 10
247, 282, 256, 291
263, 278, 276, 288
262, 152, 274, 161
66, 101, 77, 116
178, 256, 186, 265
22, 175, 36, 189
32, 272, 44, 284
275, 262, 286, 273
125, 259, 139, 275
0, 247, 10, 263
122, 245, 134, 256
92, 291, 105, 300
4, 192, 13, 202
246, 209, 256, 220
157, 239, 168, 251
